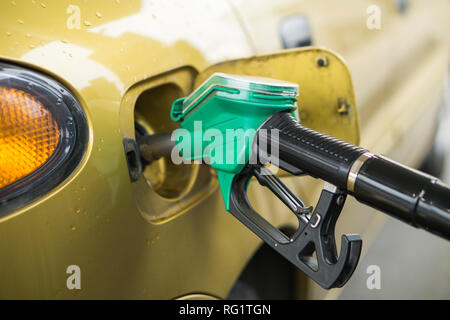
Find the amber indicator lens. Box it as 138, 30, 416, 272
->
0, 62, 87, 216
0, 86, 60, 189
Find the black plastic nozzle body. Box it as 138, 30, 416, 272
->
257, 111, 450, 240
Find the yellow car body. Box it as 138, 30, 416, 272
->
0, 0, 448, 299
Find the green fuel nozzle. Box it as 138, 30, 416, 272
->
138, 72, 450, 289
170, 73, 298, 209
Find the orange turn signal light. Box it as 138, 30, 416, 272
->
0, 87, 60, 188
0, 62, 88, 216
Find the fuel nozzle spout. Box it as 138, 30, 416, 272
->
137, 132, 175, 164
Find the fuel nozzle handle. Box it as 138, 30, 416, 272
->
257, 111, 450, 240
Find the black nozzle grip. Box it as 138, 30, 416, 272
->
258, 111, 450, 240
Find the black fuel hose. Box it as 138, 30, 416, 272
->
257, 111, 450, 240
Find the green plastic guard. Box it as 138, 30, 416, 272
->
170, 73, 298, 209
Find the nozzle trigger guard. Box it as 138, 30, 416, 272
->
228, 164, 362, 289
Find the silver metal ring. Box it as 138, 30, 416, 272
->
310, 214, 321, 228
347, 152, 373, 192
